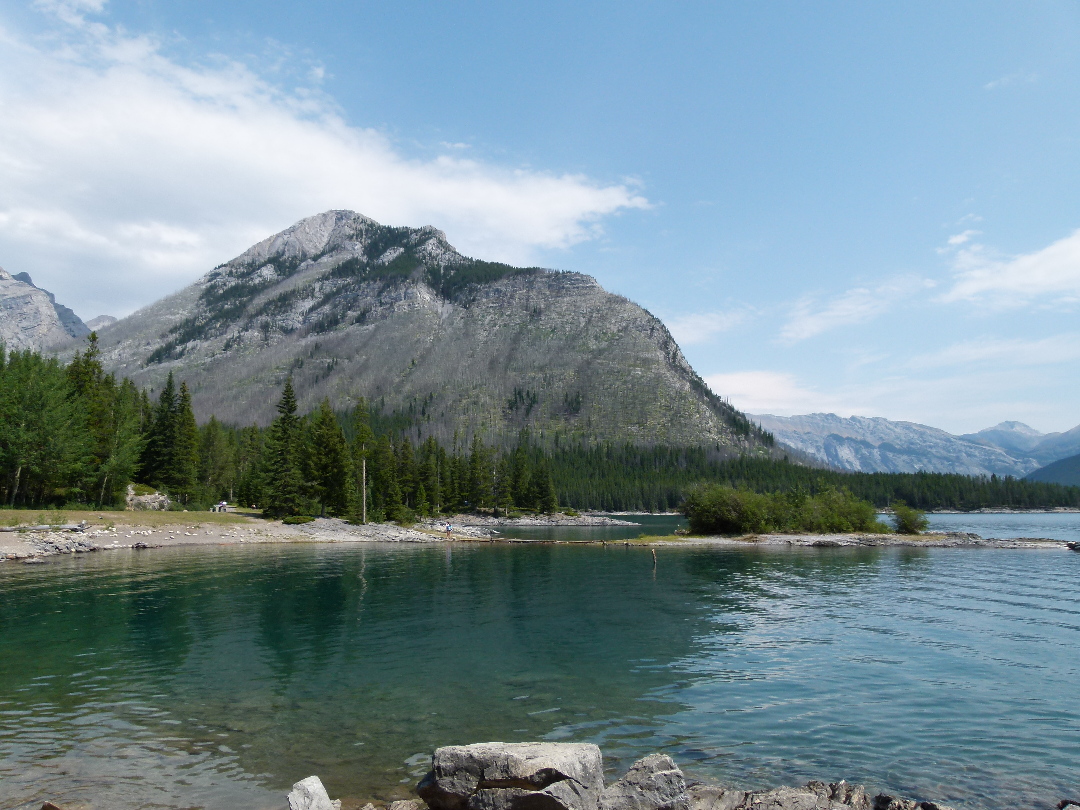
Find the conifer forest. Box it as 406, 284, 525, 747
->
2, 340, 1079, 517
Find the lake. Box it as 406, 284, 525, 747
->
1, 520, 1078, 810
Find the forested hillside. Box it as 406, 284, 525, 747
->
4, 343, 1079, 515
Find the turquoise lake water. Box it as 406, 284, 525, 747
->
1, 534, 1078, 810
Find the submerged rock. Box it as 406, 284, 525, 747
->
417, 741, 605, 810
288, 775, 341, 810
601, 754, 689, 810
688, 781, 953, 810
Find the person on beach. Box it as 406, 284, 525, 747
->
445, 522, 452, 539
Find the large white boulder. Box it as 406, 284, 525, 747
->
288, 775, 341, 810
418, 742, 605, 810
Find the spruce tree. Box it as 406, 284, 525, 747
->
308, 398, 349, 516
348, 400, 375, 523
262, 378, 307, 518
141, 372, 177, 489
169, 382, 200, 503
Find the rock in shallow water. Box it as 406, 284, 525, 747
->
688, 781, 958, 810
288, 775, 341, 810
600, 754, 689, 810
417, 742, 605, 810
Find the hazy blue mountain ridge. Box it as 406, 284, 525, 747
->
751, 412, 1080, 478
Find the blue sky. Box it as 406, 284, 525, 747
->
2, 1, 1080, 434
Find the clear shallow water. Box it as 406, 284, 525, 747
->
926, 511, 1080, 542
1, 539, 1078, 810
495, 514, 686, 541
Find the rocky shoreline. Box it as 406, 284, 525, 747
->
1, 514, 1073, 563
273, 741, 998, 810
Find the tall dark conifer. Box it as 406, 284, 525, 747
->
169, 382, 200, 503
308, 399, 349, 516
262, 378, 307, 517
140, 372, 177, 489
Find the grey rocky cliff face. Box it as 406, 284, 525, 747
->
92, 211, 769, 450
0, 266, 85, 351
12, 271, 90, 341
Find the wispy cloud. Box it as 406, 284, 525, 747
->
909, 333, 1080, 370
984, 71, 1038, 91
665, 308, 750, 346
704, 371, 853, 416
779, 277, 925, 343
947, 229, 980, 246
940, 229, 1080, 305
0, 5, 648, 317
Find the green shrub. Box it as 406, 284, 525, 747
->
390, 505, 417, 526
682, 484, 887, 535
36, 511, 67, 527
891, 501, 929, 534
282, 515, 315, 525
131, 483, 157, 496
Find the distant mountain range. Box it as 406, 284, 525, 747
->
59, 210, 773, 452
753, 412, 1080, 479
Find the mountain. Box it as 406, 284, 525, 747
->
85, 315, 118, 332
751, 412, 1044, 477
0, 266, 89, 351
960, 420, 1080, 466
1027, 453, 1080, 487
961, 421, 1047, 455
87, 210, 771, 450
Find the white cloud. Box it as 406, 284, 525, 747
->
947, 229, 980, 246
941, 229, 1080, 305
909, 333, 1080, 370
984, 71, 1038, 91
0, 9, 648, 318
704, 371, 853, 416
778, 277, 924, 343
664, 309, 750, 346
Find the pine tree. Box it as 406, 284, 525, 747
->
262, 378, 308, 518
308, 399, 349, 516
235, 425, 265, 508
538, 461, 558, 514
348, 400, 375, 523
168, 382, 200, 503
199, 416, 237, 503
140, 372, 177, 489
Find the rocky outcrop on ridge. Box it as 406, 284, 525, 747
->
87, 211, 771, 450
0, 266, 87, 351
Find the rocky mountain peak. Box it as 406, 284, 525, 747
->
0, 266, 89, 351
90, 212, 770, 450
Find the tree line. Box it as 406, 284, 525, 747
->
3, 341, 1080, 515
